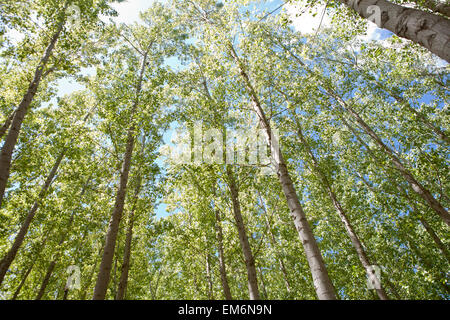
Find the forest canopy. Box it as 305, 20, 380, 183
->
0, 0, 448, 300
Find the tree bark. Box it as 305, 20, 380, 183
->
35, 178, 91, 300
297, 123, 389, 300
258, 191, 292, 295
286, 40, 450, 227
214, 209, 233, 300
92, 46, 150, 300
205, 251, 214, 300
0, 149, 65, 285
11, 263, 34, 300
228, 43, 337, 300
333, 93, 450, 226
0, 110, 16, 140
115, 174, 142, 300
419, 217, 450, 264
338, 0, 450, 61
225, 165, 260, 300
280, 38, 450, 226
0, 16, 66, 208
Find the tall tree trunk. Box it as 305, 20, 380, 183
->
0, 110, 16, 140
258, 266, 269, 299
280, 41, 450, 226
214, 209, 233, 300
335, 96, 450, 226
407, 238, 450, 294
257, 191, 292, 295
10, 231, 52, 300
0, 16, 66, 208
35, 178, 91, 300
0, 149, 65, 285
11, 263, 34, 300
92, 47, 150, 300
419, 217, 450, 264
357, 68, 449, 144
225, 165, 260, 300
228, 43, 337, 300
80, 243, 103, 300
337, 0, 450, 61
205, 251, 214, 300
115, 174, 142, 300
296, 123, 389, 300
357, 169, 450, 265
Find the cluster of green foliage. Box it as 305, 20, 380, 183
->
0, 0, 448, 300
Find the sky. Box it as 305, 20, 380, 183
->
51, 0, 389, 220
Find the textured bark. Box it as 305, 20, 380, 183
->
0, 149, 65, 285
214, 210, 233, 300
92, 47, 150, 300
338, 0, 450, 61
225, 166, 260, 300
0, 17, 65, 208
297, 124, 389, 300
115, 175, 142, 300
228, 44, 337, 300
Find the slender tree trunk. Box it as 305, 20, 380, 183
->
419, 217, 450, 264
35, 179, 91, 300
337, 0, 450, 61
258, 266, 268, 299
0, 17, 66, 208
214, 209, 233, 300
80, 244, 103, 300
225, 165, 260, 300
92, 48, 150, 300
0, 110, 16, 140
115, 174, 142, 300
283, 41, 450, 226
407, 238, 450, 294
0, 149, 65, 285
359, 69, 449, 144
258, 192, 292, 295
297, 124, 389, 300
205, 252, 214, 300
11, 263, 34, 300
228, 44, 337, 300
10, 226, 54, 300
35, 261, 57, 300
340, 97, 450, 226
